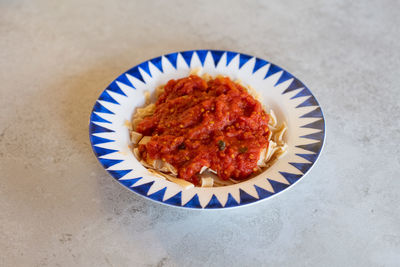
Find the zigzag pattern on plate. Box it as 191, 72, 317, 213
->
89, 50, 325, 209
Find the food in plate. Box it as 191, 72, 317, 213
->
130, 71, 287, 188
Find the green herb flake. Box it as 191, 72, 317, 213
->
239, 146, 248, 153
218, 140, 226, 151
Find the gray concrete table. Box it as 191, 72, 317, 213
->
1, 0, 399, 266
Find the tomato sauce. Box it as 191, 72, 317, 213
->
136, 75, 270, 184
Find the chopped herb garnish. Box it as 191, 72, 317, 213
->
239, 146, 248, 153
218, 140, 226, 151
178, 143, 186, 150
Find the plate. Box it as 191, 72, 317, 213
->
89, 50, 325, 209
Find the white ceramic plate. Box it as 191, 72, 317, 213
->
89, 50, 325, 209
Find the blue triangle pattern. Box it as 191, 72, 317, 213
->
226, 51, 238, 66
108, 169, 132, 179
99, 158, 123, 169
290, 88, 311, 99
289, 162, 313, 174
275, 71, 293, 86
126, 66, 145, 83
296, 142, 322, 154
115, 74, 134, 91
138, 61, 152, 77
296, 153, 318, 163
253, 58, 269, 73
254, 185, 274, 199
239, 54, 252, 69
148, 187, 167, 202
301, 119, 324, 130
210, 50, 224, 67
107, 81, 128, 96
89, 123, 114, 134
196, 50, 208, 66
93, 101, 114, 115
90, 135, 114, 145
264, 64, 282, 79
224, 193, 239, 207
300, 107, 323, 118
119, 177, 142, 188
268, 179, 290, 194
282, 79, 304, 94
132, 181, 155, 196
165, 53, 178, 69
150, 56, 163, 73
184, 194, 202, 208
180, 51, 194, 67
163, 191, 182, 206
90, 113, 111, 124
239, 189, 258, 205
279, 172, 303, 184
300, 131, 324, 141
296, 96, 319, 108
99, 91, 119, 105
205, 195, 223, 209
93, 146, 118, 157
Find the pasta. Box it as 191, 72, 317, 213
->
129, 72, 288, 188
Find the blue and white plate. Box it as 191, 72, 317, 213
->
89, 50, 325, 209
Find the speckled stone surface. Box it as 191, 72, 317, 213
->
1, 0, 399, 266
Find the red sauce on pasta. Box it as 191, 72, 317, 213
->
137, 75, 270, 184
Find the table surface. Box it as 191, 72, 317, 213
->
1, 0, 399, 266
